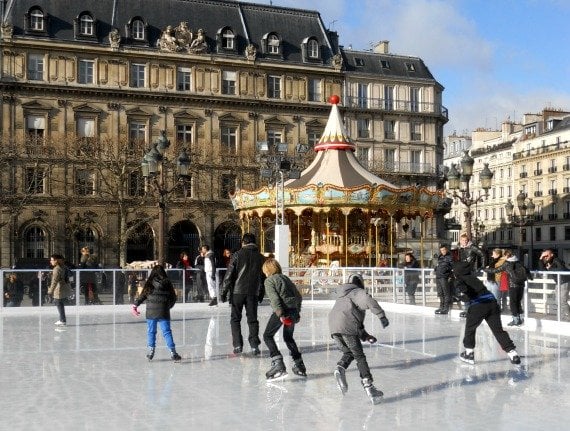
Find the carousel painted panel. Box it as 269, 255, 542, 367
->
323, 187, 347, 204
348, 188, 370, 204
297, 188, 318, 205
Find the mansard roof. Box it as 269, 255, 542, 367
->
4, 0, 335, 64
341, 49, 436, 82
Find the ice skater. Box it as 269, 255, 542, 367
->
453, 261, 521, 365
261, 258, 305, 380
131, 264, 181, 362
329, 274, 389, 404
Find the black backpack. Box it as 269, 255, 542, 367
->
512, 261, 530, 284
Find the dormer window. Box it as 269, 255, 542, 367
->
127, 17, 148, 44
405, 62, 415, 72
30, 8, 44, 31
308, 39, 319, 58
261, 32, 282, 57
79, 14, 94, 36
222, 28, 235, 49
380, 60, 390, 69
354, 57, 364, 67
268, 34, 280, 54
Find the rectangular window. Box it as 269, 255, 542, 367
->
128, 171, 144, 197
177, 67, 192, 91
410, 87, 420, 112
357, 83, 368, 108
222, 71, 236, 95
76, 118, 96, 154
78, 59, 94, 84
25, 167, 45, 194
550, 226, 556, 241
267, 130, 283, 146
307, 130, 321, 148
75, 169, 95, 196
384, 149, 396, 171
27, 54, 44, 81
410, 150, 421, 172
357, 118, 370, 138
268, 75, 281, 98
221, 174, 236, 199
356, 147, 370, 169
176, 124, 193, 145
411, 123, 422, 141
384, 120, 395, 140
384, 86, 394, 110
130, 63, 146, 88
221, 126, 237, 154
535, 227, 541, 242
30, 11, 44, 31
308, 78, 321, 102
565, 227, 570, 241
129, 122, 147, 152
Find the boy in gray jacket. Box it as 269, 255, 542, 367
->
329, 274, 389, 404
262, 258, 305, 380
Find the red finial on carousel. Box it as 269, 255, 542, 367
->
328, 94, 340, 105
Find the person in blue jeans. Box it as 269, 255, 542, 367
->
132, 265, 181, 362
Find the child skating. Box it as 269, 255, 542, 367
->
261, 258, 305, 380
131, 264, 182, 362
453, 261, 521, 365
328, 274, 389, 404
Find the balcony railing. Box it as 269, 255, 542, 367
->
360, 159, 435, 175
548, 189, 557, 196
519, 172, 528, 178
534, 169, 543, 175
345, 96, 448, 120
548, 166, 557, 173
513, 140, 570, 160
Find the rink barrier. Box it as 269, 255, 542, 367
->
0, 267, 568, 323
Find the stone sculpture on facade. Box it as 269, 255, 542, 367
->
108, 28, 121, 50
1, 23, 13, 42
245, 43, 257, 61
331, 53, 343, 70
157, 23, 208, 54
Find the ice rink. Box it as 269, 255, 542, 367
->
1, 302, 569, 431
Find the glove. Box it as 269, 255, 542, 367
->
220, 292, 227, 303
366, 335, 377, 344
380, 316, 389, 329
131, 304, 140, 317
280, 316, 294, 326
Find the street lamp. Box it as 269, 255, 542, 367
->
257, 141, 309, 266
141, 130, 191, 265
505, 191, 535, 269
444, 151, 493, 239
473, 220, 486, 247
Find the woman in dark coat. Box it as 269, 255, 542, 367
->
132, 265, 181, 362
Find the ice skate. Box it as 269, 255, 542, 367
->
362, 378, 383, 404
508, 350, 521, 365
146, 347, 155, 361
170, 350, 182, 362
266, 355, 287, 380
292, 358, 307, 377
334, 365, 348, 394
459, 351, 475, 365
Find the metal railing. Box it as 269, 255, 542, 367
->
1, 267, 568, 323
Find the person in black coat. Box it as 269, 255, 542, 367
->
453, 261, 520, 365
132, 265, 181, 362
434, 245, 453, 314
539, 248, 570, 320
220, 233, 266, 355
402, 253, 420, 305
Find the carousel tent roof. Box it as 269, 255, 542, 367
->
286, 99, 396, 189
231, 95, 445, 217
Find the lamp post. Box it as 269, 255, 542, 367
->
444, 151, 493, 239
141, 130, 191, 265
505, 191, 535, 269
473, 220, 486, 247
257, 141, 308, 266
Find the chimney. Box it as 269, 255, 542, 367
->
373, 40, 389, 54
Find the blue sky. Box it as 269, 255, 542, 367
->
247, 0, 570, 136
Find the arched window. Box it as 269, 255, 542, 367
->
76, 228, 96, 257
79, 14, 94, 36
222, 28, 235, 49
131, 18, 145, 41
268, 34, 280, 54
29, 8, 45, 31
308, 39, 319, 58
25, 226, 47, 259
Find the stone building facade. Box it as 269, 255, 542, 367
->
0, 0, 447, 268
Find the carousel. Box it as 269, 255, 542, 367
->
231, 95, 446, 267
